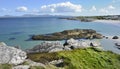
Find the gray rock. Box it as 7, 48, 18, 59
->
0, 42, 7, 46
28, 41, 64, 53
13, 65, 30, 69
27, 38, 101, 53
65, 38, 101, 49
25, 59, 45, 67
0, 42, 27, 65
49, 59, 63, 65
112, 36, 119, 39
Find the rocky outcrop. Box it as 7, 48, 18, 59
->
32, 29, 103, 40
26, 41, 64, 53
27, 38, 101, 53
0, 42, 27, 65
13, 65, 30, 69
64, 38, 101, 49
112, 36, 119, 39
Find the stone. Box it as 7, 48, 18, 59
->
0, 42, 27, 65
27, 38, 101, 53
49, 59, 64, 67
65, 38, 101, 49
25, 59, 45, 67
65, 38, 90, 49
90, 41, 101, 47
13, 65, 30, 69
0, 42, 7, 46
27, 41, 64, 53
112, 36, 119, 39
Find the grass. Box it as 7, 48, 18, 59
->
30, 66, 45, 69
0, 64, 12, 69
28, 48, 120, 69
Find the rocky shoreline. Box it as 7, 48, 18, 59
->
32, 29, 103, 40
0, 38, 120, 69
27, 38, 102, 53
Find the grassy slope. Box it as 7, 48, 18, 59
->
28, 48, 120, 69
0, 64, 12, 69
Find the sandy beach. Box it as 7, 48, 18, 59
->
93, 20, 120, 24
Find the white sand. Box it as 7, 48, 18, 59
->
93, 20, 120, 24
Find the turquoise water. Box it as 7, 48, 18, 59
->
0, 17, 120, 53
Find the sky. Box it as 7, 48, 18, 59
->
0, 0, 120, 16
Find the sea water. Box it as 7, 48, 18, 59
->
0, 17, 120, 53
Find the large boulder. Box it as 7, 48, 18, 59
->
65, 38, 90, 49
112, 36, 119, 39
0, 42, 27, 65
65, 38, 101, 49
27, 41, 64, 53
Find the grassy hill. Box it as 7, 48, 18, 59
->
28, 48, 120, 69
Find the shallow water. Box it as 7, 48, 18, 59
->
0, 17, 120, 53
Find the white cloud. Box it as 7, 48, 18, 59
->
99, 5, 116, 14
16, 6, 28, 12
90, 6, 96, 11
99, 8, 109, 13
39, 2, 83, 13
108, 5, 115, 10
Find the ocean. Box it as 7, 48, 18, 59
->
0, 17, 120, 53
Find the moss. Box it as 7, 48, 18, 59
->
30, 66, 45, 69
22, 61, 30, 65
0, 64, 12, 69
28, 48, 120, 69
27, 52, 60, 63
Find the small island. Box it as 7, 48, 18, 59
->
32, 29, 103, 40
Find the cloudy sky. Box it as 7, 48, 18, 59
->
0, 0, 120, 16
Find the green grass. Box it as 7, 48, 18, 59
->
30, 66, 45, 69
0, 64, 12, 69
28, 48, 120, 69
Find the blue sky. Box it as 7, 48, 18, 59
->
0, 0, 120, 16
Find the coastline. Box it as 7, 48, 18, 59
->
93, 20, 120, 24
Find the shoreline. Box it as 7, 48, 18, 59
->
93, 20, 120, 24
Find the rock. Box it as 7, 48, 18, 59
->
32, 29, 103, 40
65, 38, 101, 49
27, 41, 64, 53
25, 59, 45, 67
27, 38, 101, 53
0, 42, 7, 46
0, 42, 27, 65
65, 38, 90, 49
49, 59, 64, 67
112, 36, 119, 39
64, 46, 71, 50
13, 65, 30, 69
90, 41, 101, 47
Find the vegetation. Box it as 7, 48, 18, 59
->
28, 48, 120, 69
76, 15, 120, 20
0, 64, 12, 69
30, 66, 45, 69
